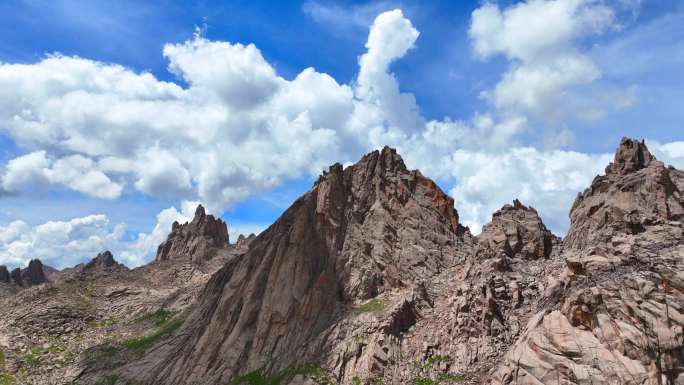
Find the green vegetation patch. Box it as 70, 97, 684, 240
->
133, 308, 179, 327
410, 355, 464, 384
230, 365, 333, 385
353, 298, 387, 314
0, 373, 15, 385
123, 317, 183, 351
352, 335, 368, 343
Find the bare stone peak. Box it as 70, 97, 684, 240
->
192, 204, 207, 224
85, 250, 118, 270
155, 204, 229, 263
479, 198, 557, 260
608, 137, 655, 174
0, 265, 9, 283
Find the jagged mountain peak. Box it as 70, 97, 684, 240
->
0, 264, 9, 283
566, 136, 683, 250
607, 137, 655, 175
155, 204, 229, 263
119, 146, 472, 384
478, 199, 558, 261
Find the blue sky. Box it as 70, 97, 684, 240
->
0, 0, 682, 269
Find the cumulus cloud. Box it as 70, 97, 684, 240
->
0, 214, 126, 269
469, 0, 617, 117
448, 147, 611, 234
0, 201, 215, 269
2, 151, 122, 199
0, 7, 679, 270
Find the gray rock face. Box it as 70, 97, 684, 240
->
155, 205, 229, 263
0, 265, 9, 283
121, 146, 472, 384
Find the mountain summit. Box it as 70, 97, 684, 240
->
0, 138, 682, 385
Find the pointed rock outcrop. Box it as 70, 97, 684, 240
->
155, 204, 229, 263
21, 259, 47, 286
565, 137, 684, 250
491, 139, 684, 385
0, 265, 9, 283
477, 199, 559, 261
122, 146, 471, 384
83, 250, 127, 273
235, 233, 256, 249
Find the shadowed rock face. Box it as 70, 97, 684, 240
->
122, 146, 472, 384
21, 259, 47, 286
2, 259, 49, 287
155, 205, 229, 263
0, 265, 9, 283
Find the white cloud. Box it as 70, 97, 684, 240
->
647, 140, 684, 170
0, 214, 126, 269
448, 147, 611, 234
469, 0, 617, 117
0, 201, 210, 269
0, 6, 679, 271
2, 151, 122, 199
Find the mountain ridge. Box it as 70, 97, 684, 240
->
0, 137, 682, 385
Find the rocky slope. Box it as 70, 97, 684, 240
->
0, 206, 246, 385
0, 138, 682, 385
490, 138, 684, 385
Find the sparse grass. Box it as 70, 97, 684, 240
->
353, 335, 368, 343
353, 298, 387, 314
352, 376, 362, 385
123, 318, 183, 351
133, 308, 179, 327
411, 355, 464, 384
61, 281, 95, 310
438, 374, 465, 382
229, 365, 333, 385
22, 348, 42, 369
91, 316, 119, 328
0, 350, 5, 370
99, 343, 120, 357
95, 374, 122, 385
0, 373, 15, 385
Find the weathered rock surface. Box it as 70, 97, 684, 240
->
490, 138, 684, 385
0, 265, 9, 283
155, 205, 229, 263
235, 233, 256, 249
1, 138, 682, 385
115, 146, 472, 384
477, 199, 559, 261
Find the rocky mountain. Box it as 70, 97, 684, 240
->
0, 138, 682, 385
155, 205, 229, 263
0, 259, 49, 288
